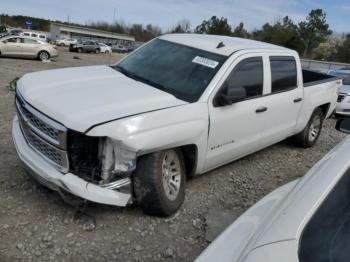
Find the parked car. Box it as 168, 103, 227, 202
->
111, 44, 127, 53
12, 34, 340, 217
69, 40, 100, 53
21, 32, 48, 42
196, 117, 350, 262
328, 69, 350, 116
0, 35, 58, 61
98, 43, 112, 54
56, 38, 77, 47
9, 29, 23, 36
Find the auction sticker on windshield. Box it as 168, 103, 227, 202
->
192, 56, 219, 69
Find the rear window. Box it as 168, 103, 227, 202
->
270, 56, 297, 93
299, 168, 350, 262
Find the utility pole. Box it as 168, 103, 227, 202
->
67, 14, 70, 24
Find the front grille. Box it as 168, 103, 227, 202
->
16, 93, 67, 149
21, 123, 69, 170
15, 92, 69, 173
338, 93, 346, 103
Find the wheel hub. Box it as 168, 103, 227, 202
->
162, 151, 181, 201
309, 115, 321, 142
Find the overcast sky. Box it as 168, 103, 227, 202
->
1, 0, 349, 33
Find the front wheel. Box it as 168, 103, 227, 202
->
38, 51, 50, 61
293, 108, 324, 148
134, 149, 186, 217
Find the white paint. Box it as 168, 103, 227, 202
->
13, 34, 339, 207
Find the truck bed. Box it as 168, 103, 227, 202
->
303, 69, 338, 87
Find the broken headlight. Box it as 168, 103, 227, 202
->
99, 137, 137, 181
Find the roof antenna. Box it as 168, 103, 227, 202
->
216, 41, 225, 49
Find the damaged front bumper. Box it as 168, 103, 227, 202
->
12, 117, 132, 206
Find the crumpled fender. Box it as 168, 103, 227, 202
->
86, 102, 209, 174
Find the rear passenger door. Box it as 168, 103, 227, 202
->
19, 38, 39, 57
259, 55, 303, 146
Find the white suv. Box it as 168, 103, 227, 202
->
56, 38, 78, 47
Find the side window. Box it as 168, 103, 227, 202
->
6, 37, 18, 43
23, 32, 30, 36
31, 33, 37, 38
22, 38, 38, 44
227, 57, 263, 98
270, 56, 297, 93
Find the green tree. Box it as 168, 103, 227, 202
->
170, 19, 191, 33
253, 16, 304, 54
335, 34, 350, 63
232, 22, 250, 38
194, 16, 231, 36
298, 9, 332, 57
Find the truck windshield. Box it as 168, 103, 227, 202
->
113, 39, 227, 102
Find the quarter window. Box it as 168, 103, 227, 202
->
227, 57, 264, 98
270, 56, 297, 93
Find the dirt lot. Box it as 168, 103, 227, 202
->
0, 48, 346, 262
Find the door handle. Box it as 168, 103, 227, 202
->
255, 106, 268, 113
293, 97, 302, 103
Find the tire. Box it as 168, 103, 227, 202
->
134, 149, 186, 217
78, 48, 83, 53
38, 51, 50, 61
104, 50, 110, 54
95, 49, 100, 54
293, 108, 324, 148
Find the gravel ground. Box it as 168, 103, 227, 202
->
0, 48, 347, 262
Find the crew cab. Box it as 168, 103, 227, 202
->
12, 34, 340, 216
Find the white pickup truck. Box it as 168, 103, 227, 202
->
12, 34, 340, 216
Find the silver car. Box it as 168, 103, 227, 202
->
0, 36, 58, 61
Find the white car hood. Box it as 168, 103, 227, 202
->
17, 65, 187, 132
339, 84, 350, 94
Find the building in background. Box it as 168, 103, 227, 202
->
50, 22, 135, 46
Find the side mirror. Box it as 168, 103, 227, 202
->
336, 118, 350, 134
214, 84, 246, 107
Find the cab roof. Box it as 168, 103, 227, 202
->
159, 34, 292, 56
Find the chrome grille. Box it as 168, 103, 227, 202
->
16, 92, 69, 173
337, 93, 346, 103
16, 93, 67, 149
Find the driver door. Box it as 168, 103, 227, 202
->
205, 54, 269, 170
1, 37, 21, 56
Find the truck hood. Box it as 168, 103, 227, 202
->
17, 65, 187, 132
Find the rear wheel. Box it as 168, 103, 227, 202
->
293, 108, 324, 148
134, 149, 186, 217
38, 51, 50, 61
78, 48, 83, 53
95, 49, 100, 54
